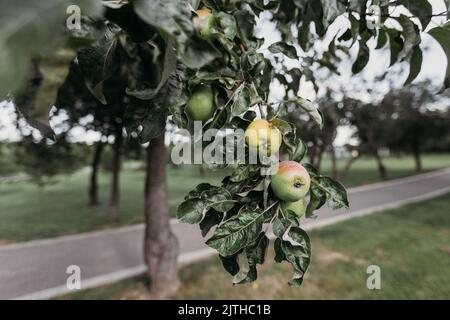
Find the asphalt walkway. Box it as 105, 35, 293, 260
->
1, 168, 449, 299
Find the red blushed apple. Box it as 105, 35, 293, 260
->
271, 161, 311, 202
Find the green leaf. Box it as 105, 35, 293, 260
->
375, 29, 388, 49
281, 227, 311, 286
177, 198, 207, 223
271, 118, 295, 135
185, 183, 213, 200
241, 50, 265, 72
230, 165, 260, 182
305, 183, 327, 218
126, 40, 177, 100
352, 39, 370, 74
273, 214, 299, 238
303, 163, 319, 177
214, 12, 238, 40
201, 187, 235, 212
0, 0, 103, 98
15, 48, 76, 139
298, 21, 311, 51
190, 68, 237, 87
397, 15, 421, 61
320, 0, 346, 30
267, 103, 288, 120
179, 36, 220, 69
292, 97, 324, 128
428, 21, 450, 89
200, 209, 224, 237
233, 233, 269, 284
338, 28, 352, 42
180, 184, 234, 223
447, 0, 450, 20
137, 112, 167, 143
219, 254, 240, 276
387, 29, 404, 67
349, 13, 359, 46
397, 0, 433, 30
274, 238, 286, 263
287, 68, 302, 93
234, 9, 259, 49
231, 86, 251, 116
273, 217, 289, 238
312, 176, 349, 210
247, 233, 269, 265
206, 207, 266, 256
404, 46, 423, 85
133, 0, 193, 50
268, 42, 298, 59
283, 132, 307, 163
77, 25, 121, 104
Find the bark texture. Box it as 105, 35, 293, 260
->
88, 142, 104, 207
373, 149, 387, 179
143, 134, 180, 298
108, 125, 123, 222
413, 145, 422, 172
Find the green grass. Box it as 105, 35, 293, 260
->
59, 193, 450, 300
0, 153, 449, 243
0, 166, 224, 242
320, 153, 450, 187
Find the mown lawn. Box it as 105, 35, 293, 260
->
60, 193, 450, 300
0, 153, 449, 243
0, 166, 224, 242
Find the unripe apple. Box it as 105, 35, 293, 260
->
271, 161, 311, 202
282, 198, 306, 218
244, 119, 282, 155
194, 8, 215, 39
186, 86, 215, 122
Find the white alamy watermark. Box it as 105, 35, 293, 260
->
66, 5, 81, 31
366, 265, 381, 290
170, 121, 280, 175
66, 265, 82, 290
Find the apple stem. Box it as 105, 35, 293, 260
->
258, 103, 266, 119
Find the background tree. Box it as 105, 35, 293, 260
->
14, 134, 87, 186
286, 90, 344, 177
343, 97, 391, 179
56, 61, 129, 219
381, 83, 449, 172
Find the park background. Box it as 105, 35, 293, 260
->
0, 0, 450, 300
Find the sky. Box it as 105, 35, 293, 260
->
0, 0, 448, 146
255, 0, 449, 145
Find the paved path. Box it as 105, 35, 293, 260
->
1, 168, 450, 300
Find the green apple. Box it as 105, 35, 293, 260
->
282, 198, 306, 218
186, 86, 215, 122
244, 119, 282, 155
271, 161, 311, 202
194, 8, 215, 40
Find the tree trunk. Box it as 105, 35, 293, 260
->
413, 145, 422, 172
373, 149, 387, 179
339, 154, 360, 180
199, 164, 206, 176
143, 134, 180, 298
108, 126, 123, 222
315, 148, 324, 171
88, 142, 104, 207
309, 145, 316, 165
329, 145, 338, 179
